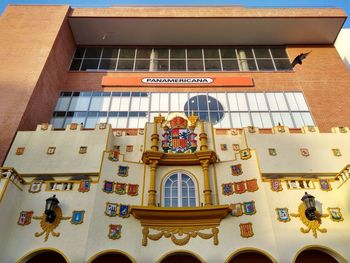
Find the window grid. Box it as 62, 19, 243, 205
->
51, 92, 314, 129
70, 47, 291, 72
163, 173, 197, 208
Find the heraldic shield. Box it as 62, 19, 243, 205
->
162, 116, 197, 153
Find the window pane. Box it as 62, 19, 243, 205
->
266, 93, 278, 111
130, 96, 140, 111
73, 47, 85, 58
170, 49, 185, 59
254, 48, 271, 58
55, 97, 71, 111
117, 60, 134, 71
159, 93, 169, 111
110, 96, 121, 111
188, 60, 204, 71
274, 59, 291, 70
51, 117, 65, 128
257, 59, 275, 71
271, 113, 283, 126
294, 93, 309, 111
256, 93, 268, 111
220, 48, 237, 59
70, 59, 82, 70
99, 59, 116, 70
90, 96, 111, 111
119, 48, 135, 59
281, 112, 294, 127
204, 48, 219, 58
170, 93, 180, 111
136, 48, 152, 59
230, 113, 241, 127
271, 47, 288, 58
222, 60, 239, 71
239, 59, 257, 71
170, 60, 186, 71
139, 96, 149, 111
215, 93, 228, 111
236, 93, 248, 111
154, 48, 169, 59
301, 112, 314, 125
285, 93, 299, 111
150, 93, 160, 111
81, 59, 99, 71
260, 112, 273, 128
227, 93, 239, 111
220, 113, 231, 128
102, 48, 119, 58
135, 60, 150, 71
251, 112, 263, 127
205, 60, 221, 71
240, 113, 251, 127
151, 60, 168, 71
275, 93, 288, 110
69, 96, 90, 111
85, 47, 102, 58
292, 112, 304, 127
237, 48, 254, 58
117, 116, 127, 128
128, 116, 138, 128
164, 198, 170, 207
120, 96, 130, 111
187, 48, 203, 59
247, 93, 258, 111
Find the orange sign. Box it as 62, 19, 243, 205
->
101, 76, 253, 87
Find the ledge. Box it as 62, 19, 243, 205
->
142, 150, 217, 165
131, 205, 230, 227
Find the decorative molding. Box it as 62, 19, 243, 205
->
290, 203, 328, 238
131, 205, 230, 246
33, 207, 71, 242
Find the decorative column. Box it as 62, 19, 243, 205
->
200, 159, 212, 206
151, 122, 159, 152
199, 121, 208, 151
148, 160, 159, 206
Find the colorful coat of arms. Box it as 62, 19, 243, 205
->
248, 126, 256, 133
300, 148, 310, 157
307, 126, 316, 132
268, 148, 277, 156
17, 211, 33, 226
243, 201, 256, 215
246, 179, 259, 192
108, 224, 122, 240
319, 179, 332, 191
162, 116, 197, 153
118, 166, 129, 177
231, 164, 243, 176
108, 145, 120, 161
230, 203, 243, 217
127, 184, 139, 196
277, 125, 285, 133
119, 204, 130, 218
328, 207, 343, 222
105, 202, 118, 217
78, 180, 90, 193
270, 180, 283, 192
103, 181, 114, 193
240, 148, 252, 160
232, 144, 240, 151
99, 123, 107, 129
332, 148, 342, 157
222, 183, 233, 196
29, 180, 42, 193
239, 223, 254, 238
220, 144, 228, 151
71, 210, 85, 224
16, 147, 25, 155
115, 182, 127, 195
234, 181, 246, 194
276, 208, 290, 222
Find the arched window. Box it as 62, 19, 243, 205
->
163, 172, 197, 207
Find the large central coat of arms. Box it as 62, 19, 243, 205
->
162, 116, 197, 153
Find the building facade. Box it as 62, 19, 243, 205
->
0, 5, 350, 263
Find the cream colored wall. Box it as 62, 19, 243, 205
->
1, 122, 350, 262
4, 124, 110, 175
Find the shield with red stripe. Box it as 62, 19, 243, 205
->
239, 223, 254, 238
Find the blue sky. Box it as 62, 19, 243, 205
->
1, 0, 349, 27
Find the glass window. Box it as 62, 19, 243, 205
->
70, 59, 82, 70
170, 49, 186, 59
136, 49, 152, 59
135, 60, 150, 71
260, 112, 273, 128
55, 97, 71, 111
102, 48, 119, 59
205, 60, 221, 71
81, 59, 99, 71
119, 48, 135, 59
153, 48, 169, 59
151, 60, 168, 71
247, 93, 258, 111
256, 59, 275, 71
294, 93, 309, 111
274, 59, 291, 70
237, 48, 254, 58
162, 172, 197, 207
73, 47, 85, 58
220, 48, 237, 59
204, 48, 220, 59
237, 93, 248, 111
69, 96, 90, 111
187, 48, 203, 59
188, 60, 204, 71
90, 95, 110, 111
251, 112, 263, 127
170, 60, 186, 71
254, 48, 271, 58
270, 48, 288, 58
84, 48, 102, 58
222, 60, 239, 71
99, 59, 117, 70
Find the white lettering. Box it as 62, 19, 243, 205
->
141, 78, 213, 84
